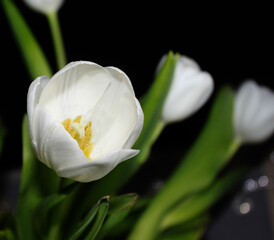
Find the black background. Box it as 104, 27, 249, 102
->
0, 1, 273, 239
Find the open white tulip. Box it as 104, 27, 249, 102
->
23, 0, 64, 14
234, 80, 274, 143
27, 61, 144, 182
158, 55, 214, 123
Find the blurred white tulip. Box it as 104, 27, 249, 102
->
23, 0, 64, 14
234, 80, 274, 143
158, 55, 214, 123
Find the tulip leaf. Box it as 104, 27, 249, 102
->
158, 230, 204, 240
158, 214, 210, 240
34, 193, 67, 238
135, 51, 178, 161
68, 196, 109, 240
158, 225, 206, 240
83, 198, 109, 240
16, 115, 60, 240
2, 0, 52, 79
160, 168, 246, 230
96, 193, 138, 240
128, 86, 236, 240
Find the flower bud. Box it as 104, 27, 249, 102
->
234, 80, 274, 143
158, 55, 214, 123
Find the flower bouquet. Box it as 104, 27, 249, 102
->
1, 0, 273, 239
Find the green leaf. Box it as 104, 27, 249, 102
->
83, 197, 109, 240
96, 194, 138, 240
135, 51, 178, 159
158, 227, 205, 240
15, 115, 60, 240
68, 197, 109, 240
160, 168, 246, 229
34, 194, 67, 238
2, 0, 52, 79
128, 87, 236, 240
158, 214, 209, 240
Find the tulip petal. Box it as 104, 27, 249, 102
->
39, 61, 111, 122
234, 80, 274, 143
27, 76, 49, 148
33, 104, 87, 169
88, 67, 142, 158
56, 149, 139, 182
123, 98, 144, 149
24, 0, 64, 14
162, 72, 213, 122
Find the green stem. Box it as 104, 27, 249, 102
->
226, 137, 242, 160
47, 12, 66, 69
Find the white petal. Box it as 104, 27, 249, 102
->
27, 76, 49, 151
88, 67, 141, 158
162, 72, 213, 123
123, 98, 144, 149
33, 104, 87, 169
56, 149, 139, 182
39, 61, 111, 122
24, 0, 64, 13
234, 80, 274, 143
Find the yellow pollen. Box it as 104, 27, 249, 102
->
62, 115, 94, 161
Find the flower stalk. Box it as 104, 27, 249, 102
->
47, 12, 66, 69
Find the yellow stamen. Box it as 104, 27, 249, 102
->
61, 116, 94, 161
73, 115, 82, 123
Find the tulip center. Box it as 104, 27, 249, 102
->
62, 115, 94, 161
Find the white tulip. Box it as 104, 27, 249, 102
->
23, 0, 64, 14
27, 61, 144, 182
158, 55, 214, 123
234, 80, 274, 143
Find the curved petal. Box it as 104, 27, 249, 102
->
88, 67, 141, 158
33, 104, 87, 169
123, 98, 144, 149
234, 81, 261, 137
27, 76, 49, 149
39, 61, 111, 122
56, 149, 139, 182
234, 80, 274, 143
162, 71, 213, 123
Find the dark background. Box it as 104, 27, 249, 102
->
0, 1, 273, 239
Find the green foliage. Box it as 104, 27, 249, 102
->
96, 194, 139, 239
158, 215, 210, 240
2, 0, 52, 79
128, 87, 236, 240
160, 168, 245, 230
68, 197, 109, 240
